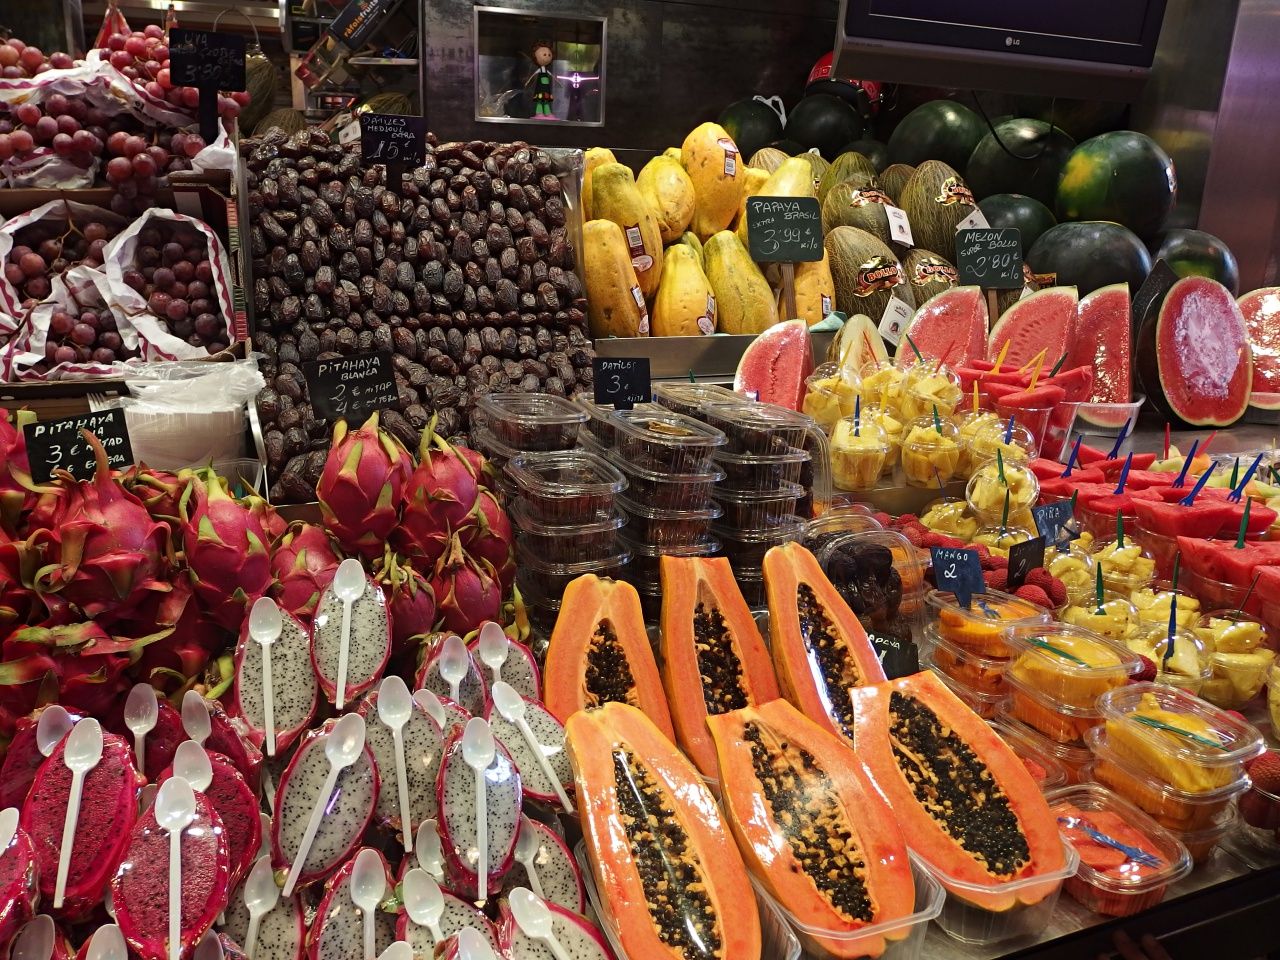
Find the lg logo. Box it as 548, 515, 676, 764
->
1005, 35, 1021, 47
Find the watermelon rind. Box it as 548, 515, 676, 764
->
1026, 221, 1152, 296
902, 286, 987, 369
885, 100, 986, 172
1238, 286, 1280, 395
965, 119, 1076, 206
1150, 228, 1240, 295
987, 287, 1079, 370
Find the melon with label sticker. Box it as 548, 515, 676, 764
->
734, 320, 814, 411
903, 286, 987, 367
826, 226, 913, 334
987, 286, 1078, 370
1238, 287, 1280, 413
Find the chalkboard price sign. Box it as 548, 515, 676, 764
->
956, 228, 1023, 289
1007, 536, 1047, 590
745, 197, 824, 263
1032, 499, 1078, 546
169, 29, 247, 90
24, 409, 133, 484
592, 357, 651, 410
360, 113, 428, 168
929, 546, 985, 608
305, 352, 400, 422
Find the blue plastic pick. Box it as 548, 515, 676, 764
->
1062, 435, 1083, 478
1164, 554, 1180, 664
1112, 452, 1134, 495
1229, 452, 1264, 503
1108, 418, 1131, 459
1172, 439, 1201, 489
854, 394, 861, 437
1004, 414, 1015, 445
1179, 462, 1217, 506
1056, 818, 1163, 868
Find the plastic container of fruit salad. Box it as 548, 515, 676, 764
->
651, 381, 744, 419
1047, 783, 1191, 917
996, 710, 1093, 784
1006, 624, 1144, 709
610, 408, 726, 474
925, 587, 1050, 658
1003, 672, 1103, 745
990, 719, 1068, 791
476, 392, 586, 451
920, 624, 1009, 697
1168, 805, 1237, 866
921, 663, 1008, 720
926, 839, 1078, 945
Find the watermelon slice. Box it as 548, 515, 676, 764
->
1177, 537, 1280, 587
1097, 453, 1157, 478
997, 384, 1066, 411
1070, 284, 1132, 403
1122, 470, 1177, 490
902, 287, 988, 368
1076, 442, 1110, 465
987, 287, 1079, 370
1029, 458, 1105, 483
1080, 489, 1162, 516
1238, 287, 1280, 394
1133, 498, 1233, 539
735, 319, 814, 411
1217, 500, 1278, 539
1044, 366, 1094, 403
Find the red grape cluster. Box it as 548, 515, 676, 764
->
40, 304, 136, 369
0, 37, 75, 78
123, 223, 229, 352
4, 220, 120, 307
101, 24, 248, 123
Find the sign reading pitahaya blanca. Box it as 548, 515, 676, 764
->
305, 351, 400, 422
24, 409, 133, 483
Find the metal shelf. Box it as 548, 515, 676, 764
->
348, 56, 418, 66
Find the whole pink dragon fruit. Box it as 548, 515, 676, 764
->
124, 579, 226, 693
0, 530, 39, 632
461, 490, 514, 592
271, 521, 343, 620
179, 470, 274, 632
0, 409, 40, 536
430, 535, 501, 636
245, 494, 288, 543
119, 464, 188, 532
395, 427, 480, 568
317, 412, 413, 560
0, 623, 134, 720
374, 548, 437, 650
30, 431, 171, 621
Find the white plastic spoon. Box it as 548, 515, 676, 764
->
401, 868, 446, 943
154, 777, 198, 960
376, 675, 414, 853
248, 597, 284, 756
181, 690, 211, 745
413, 689, 447, 728
83, 923, 127, 960
350, 848, 386, 960
332, 558, 367, 710
437, 635, 469, 703
282, 712, 366, 897
475, 622, 509, 685
377, 942, 412, 960
414, 819, 445, 882
241, 855, 279, 960
257, 812, 272, 858
451, 927, 498, 960
460, 717, 495, 902
0, 807, 17, 854
9, 914, 54, 960
54, 718, 103, 909
35, 706, 74, 758
490, 682, 573, 813
172, 741, 213, 793
193, 929, 223, 960
512, 820, 545, 899
124, 683, 158, 772
508, 888, 573, 960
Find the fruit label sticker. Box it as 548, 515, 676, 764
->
821, 294, 833, 316
930, 547, 985, 608
717, 138, 739, 177
623, 225, 654, 273
956, 228, 1023, 289
169, 29, 246, 90
885, 205, 914, 246
360, 113, 428, 168
1007, 536, 1047, 590
698, 294, 716, 335
955, 207, 991, 232
911, 256, 958, 286
850, 188, 891, 207
877, 296, 913, 346
935, 177, 976, 207
24, 409, 133, 484
855, 256, 905, 297
745, 197, 823, 262
593, 357, 652, 410
305, 351, 400, 422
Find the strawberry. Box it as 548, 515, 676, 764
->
980, 555, 1008, 572
1014, 584, 1053, 609
972, 543, 991, 561
1131, 655, 1157, 683
900, 525, 924, 548
872, 511, 892, 527
1240, 752, 1280, 828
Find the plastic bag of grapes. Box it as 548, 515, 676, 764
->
101, 208, 236, 360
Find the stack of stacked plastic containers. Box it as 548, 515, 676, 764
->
473, 393, 630, 628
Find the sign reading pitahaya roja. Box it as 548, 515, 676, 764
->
24, 409, 133, 483
305, 351, 400, 422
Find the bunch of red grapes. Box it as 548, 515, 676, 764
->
0, 37, 75, 78
40, 304, 135, 369
4, 220, 120, 307
101, 24, 248, 123
122, 222, 229, 353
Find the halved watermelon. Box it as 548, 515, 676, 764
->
1070, 285, 1131, 403
902, 286, 988, 368
988, 287, 1079, 370
735, 319, 815, 411
1238, 287, 1280, 414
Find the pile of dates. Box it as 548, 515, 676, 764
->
244, 129, 594, 502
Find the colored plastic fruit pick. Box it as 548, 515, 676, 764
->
1108, 419, 1131, 459
1095, 564, 1104, 615
932, 404, 942, 434
997, 448, 1006, 484
1173, 439, 1201, 488
1163, 423, 1170, 461
1230, 452, 1264, 502
1019, 346, 1048, 373
1113, 452, 1133, 494
1230, 457, 1240, 490
1201, 430, 1218, 456
1165, 553, 1181, 665
905, 333, 924, 362
936, 341, 956, 372
1236, 498, 1252, 549
1062, 435, 1082, 478
991, 339, 1010, 374
1116, 510, 1125, 549
1180, 462, 1217, 507
972, 382, 980, 414
854, 394, 861, 436
1004, 414, 1015, 444
1242, 570, 1263, 610
1001, 490, 1010, 534
1050, 351, 1068, 377
1028, 354, 1045, 391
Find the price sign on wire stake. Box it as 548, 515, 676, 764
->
745, 197, 823, 263
1007, 536, 1047, 591
305, 352, 400, 422
360, 113, 428, 169
930, 547, 985, 608
24, 409, 133, 484
593, 357, 651, 410
169, 29, 246, 144
956, 228, 1023, 289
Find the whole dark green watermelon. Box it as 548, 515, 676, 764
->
966, 119, 1076, 206
1150, 228, 1239, 294
1012, 95, 1128, 142
717, 98, 784, 161
885, 100, 986, 171
1026, 221, 1152, 296
839, 138, 889, 172
978, 193, 1058, 251
784, 94, 864, 161
1057, 131, 1176, 240
768, 139, 805, 156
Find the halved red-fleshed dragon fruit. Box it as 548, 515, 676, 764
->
233, 603, 318, 758
111, 781, 231, 960
307, 848, 398, 960
19, 722, 142, 921
0, 808, 38, 952
317, 412, 414, 562
269, 522, 343, 622
162, 692, 263, 794
415, 634, 489, 719
309, 566, 392, 708
8, 913, 76, 960
159, 749, 261, 892
0, 706, 83, 811
397, 868, 500, 955
217, 855, 306, 960
497, 889, 614, 960
356, 677, 446, 841
501, 817, 585, 915
74, 923, 128, 960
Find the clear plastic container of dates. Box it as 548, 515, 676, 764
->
505, 450, 627, 524
701, 400, 814, 456
510, 500, 627, 564
714, 446, 809, 492
616, 495, 721, 548
516, 549, 632, 620
713, 519, 806, 575
574, 395, 657, 449
617, 531, 720, 587
652, 381, 744, 419
610, 407, 727, 474
609, 456, 724, 512
475, 392, 586, 451
1046, 783, 1192, 917
712, 483, 805, 531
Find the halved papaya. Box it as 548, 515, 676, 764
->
849, 672, 1066, 912
708, 699, 915, 959
566, 702, 762, 960
543, 574, 674, 741
763, 541, 886, 742
659, 556, 781, 776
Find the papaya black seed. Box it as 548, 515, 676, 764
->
584, 619, 639, 709
795, 583, 863, 739
693, 596, 749, 716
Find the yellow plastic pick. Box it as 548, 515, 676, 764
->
1018, 347, 1048, 373
972, 382, 980, 414
1028, 354, 1045, 391
991, 340, 1010, 374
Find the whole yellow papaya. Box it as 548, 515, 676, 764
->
793, 251, 837, 326
704, 230, 777, 335
583, 219, 649, 338
728, 167, 770, 234
651, 244, 717, 337
637, 156, 696, 245
591, 162, 664, 300
582, 147, 616, 222
663, 147, 683, 163
681, 122, 746, 240
735, 156, 816, 247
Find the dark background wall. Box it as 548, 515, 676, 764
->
421, 0, 839, 152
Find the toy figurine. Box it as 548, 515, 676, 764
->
525, 40, 555, 118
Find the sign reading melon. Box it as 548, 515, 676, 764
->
956, 227, 1023, 289
745, 197, 823, 263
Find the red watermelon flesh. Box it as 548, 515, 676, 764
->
998, 384, 1066, 411
983, 381, 1025, 405
1124, 470, 1176, 490
1081, 489, 1162, 516
1238, 287, 1280, 394
1218, 500, 1278, 538
1070, 284, 1132, 402
1045, 366, 1094, 403
1098, 453, 1157, 478
988, 287, 1079, 370
1133, 499, 1233, 539
1178, 537, 1280, 586
904, 286, 989, 368
1155, 485, 1230, 503
733, 319, 814, 411
1029, 457, 1103, 481
1076, 442, 1110, 464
